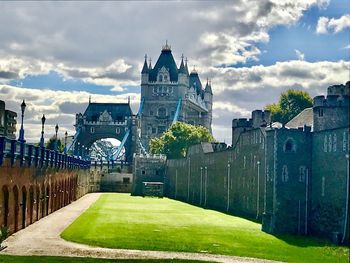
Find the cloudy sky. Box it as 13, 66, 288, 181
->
0, 0, 349, 143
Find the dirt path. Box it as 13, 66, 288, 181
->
2, 193, 278, 263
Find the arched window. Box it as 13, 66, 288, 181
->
284, 139, 296, 153
158, 74, 163, 82
158, 108, 166, 117
90, 127, 95, 133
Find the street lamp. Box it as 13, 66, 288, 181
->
18, 100, 26, 142
40, 114, 46, 148
64, 131, 68, 154
54, 124, 59, 151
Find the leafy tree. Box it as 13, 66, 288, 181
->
45, 136, 64, 152
265, 89, 313, 124
149, 122, 215, 159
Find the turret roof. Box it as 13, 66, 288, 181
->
141, 56, 149, 74
189, 70, 202, 95
149, 46, 178, 82
205, 80, 213, 94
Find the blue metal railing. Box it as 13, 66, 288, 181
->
0, 136, 90, 170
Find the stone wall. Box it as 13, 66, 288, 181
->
0, 137, 90, 234
166, 129, 266, 220
310, 127, 349, 241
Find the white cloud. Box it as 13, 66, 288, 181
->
316, 17, 330, 34
295, 49, 305, 60
316, 14, 350, 34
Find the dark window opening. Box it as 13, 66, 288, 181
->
142, 170, 145, 175
318, 108, 324, 117
123, 177, 130, 184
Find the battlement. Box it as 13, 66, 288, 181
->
327, 81, 349, 96
232, 118, 251, 128
313, 94, 349, 108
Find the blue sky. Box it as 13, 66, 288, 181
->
0, 0, 349, 142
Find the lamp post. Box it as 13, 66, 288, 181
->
40, 114, 46, 148
64, 131, 68, 154
256, 160, 261, 220
54, 124, 59, 151
18, 100, 26, 142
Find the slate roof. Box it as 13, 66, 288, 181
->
286, 108, 313, 130
189, 71, 203, 95
141, 58, 149, 74
84, 103, 132, 122
149, 49, 178, 82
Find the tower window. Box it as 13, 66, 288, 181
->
158, 107, 166, 117
159, 75, 163, 82
282, 165, 289, 182
318, 108, 324, 117
284, 139, 296, 153
90, 127, 95, 133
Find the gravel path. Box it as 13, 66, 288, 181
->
2, 193, 279, 263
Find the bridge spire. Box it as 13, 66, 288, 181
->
89, 95, 91, 104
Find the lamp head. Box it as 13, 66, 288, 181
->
21, 100, 26, 112
41, 114, 46, 125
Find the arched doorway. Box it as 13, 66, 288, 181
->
29, 186, 34, 224
35, 186, 40, 221
46, 185, 50, 216
2, 186, 9, 227
21, 186, 27, 229
13, 186, 19, 232
41, 184, 45, 218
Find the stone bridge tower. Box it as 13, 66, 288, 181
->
140, 43, 213, 149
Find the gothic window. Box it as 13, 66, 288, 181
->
169, 87, 173, 93
343, 132, 347, 151
158, 126, 166, 134
243, 156, 246, 169
163, 75, 168, 82
333, 134, 337, 152
153, 87, 157, 93
324, 135, 328, 152
318, 108, 324, 117
328, 134, 332, 152
299, 166, 306, 182
158, 107, 166, 117
282, 165, 289, 182
116, 127, 120, 134
284, 139, 296, 152
158, 75, 163, 82
321, 176, 325, 197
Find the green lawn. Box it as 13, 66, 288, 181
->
0, 255, 202, 263
61, 193, 349, 263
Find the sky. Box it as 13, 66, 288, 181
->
0, 0, 349, 143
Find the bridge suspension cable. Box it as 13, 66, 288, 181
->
172, 98, 182, 124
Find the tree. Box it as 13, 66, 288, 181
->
45, 136, 64, 153
265, 89, 313, 124
149, 122, 215, 159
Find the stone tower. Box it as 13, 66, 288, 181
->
140, 43, 213, 149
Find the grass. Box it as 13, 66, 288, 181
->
61, 193, 349, 263
0, 255, 203, 263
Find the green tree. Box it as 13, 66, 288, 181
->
45, 136, 64, 152
265, 89, 313, 124
149, 122, 215, 159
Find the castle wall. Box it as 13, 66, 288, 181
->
310, 127, 349, 241
263, 128, 312, 235
0, 137, 91, 234
166, 128, 266, 220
